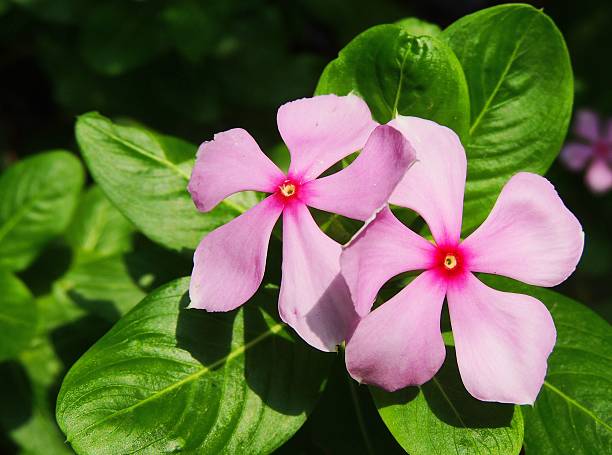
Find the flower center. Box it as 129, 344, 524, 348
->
279, 182, 296, 197
443, 254, 457, 270
593, 141, 610, 159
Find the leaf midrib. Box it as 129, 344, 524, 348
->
84, 119, 247, 216
468, 11, 538, 137
431, 377, 483, 455
0, 200, 35, 245
85, 120, 192, 181
543, 380, 612, 431
65, 321, 285, 442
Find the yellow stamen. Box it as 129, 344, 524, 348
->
444, 254, 457, 270
280, 183, 296, 197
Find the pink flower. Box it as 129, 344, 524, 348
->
342, 117, 584, 404
561, 109, 612, 193
187, 95, 416, 351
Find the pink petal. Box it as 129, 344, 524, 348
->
345, 270, 447, 392
303, 125, 416, 220
188, 128, 284, 212
388, 116, 466, 246
189, 196, 282, 311
585, 158, 612, 193
606, 118, 612, 142
447, 273, 556, 404
341, 207, 436, 316
462, 173, 584, 287
560, 143, 593, 171
279, 202, 358, 352
277, 94, 377, 181
573, 109, 600, 142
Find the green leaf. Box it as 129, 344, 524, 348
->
52, 255, 146, 322
371, 348, 523, 455
65, 185, 134, 264
0, 151, 84, 271
395, 17, 441, 37
56, 278, 332, 454
442, 4, 573, 233
0, 270, 38, 362
480, 275, 612, 455
315, 24, 470, 138
76, 113, 256, 251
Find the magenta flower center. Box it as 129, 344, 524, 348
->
593, 141, 611, 161
432, 244, 466, 279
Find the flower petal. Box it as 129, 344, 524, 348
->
447, 273, 556, 404
277, 94, 377, 181
303, 125, 416, 220
560, 143, 593, 171
462, 172, 583, 287
586, 158, 612, 194
188, 128, 284, 212
279, 202, 358, 351
341, 207, 436, 316
345, 270, 447, 392
574, 109, 600, 142
388, 116, 466, 246
189, 196, 282, 311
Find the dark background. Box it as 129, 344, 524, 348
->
0, 0, 610, 452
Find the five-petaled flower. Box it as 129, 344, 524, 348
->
342, 117, 584, 404
187, 95, 415, 351
561, 109, 612, 193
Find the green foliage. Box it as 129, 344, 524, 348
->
316, 24, 470, 137
56, 278, 332, 455
75, 113, 257, 252
0, 151, 84, 271
442, 4, 574, 233
65, 186, 134, 263
481, 276, 612, 455
0, 270, 37, 362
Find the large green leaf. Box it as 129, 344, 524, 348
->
56, 278, 332, 454
0, 151, 84, 271
371, 346, 524, 455
443, 4, 573, 232
480, 276, 612, 455
76, 113, 256, 251
0, 270, 37, 362
316, 24, 470, 138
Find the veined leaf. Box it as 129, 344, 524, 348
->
56, 278, 332, 454
443, 4, 573, 233
0, 151, 84, 271
76, 113, 256, 252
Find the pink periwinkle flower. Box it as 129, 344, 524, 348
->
342, 117, 584, 404
187, 95, 415, 351
561, 109, 612, 193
